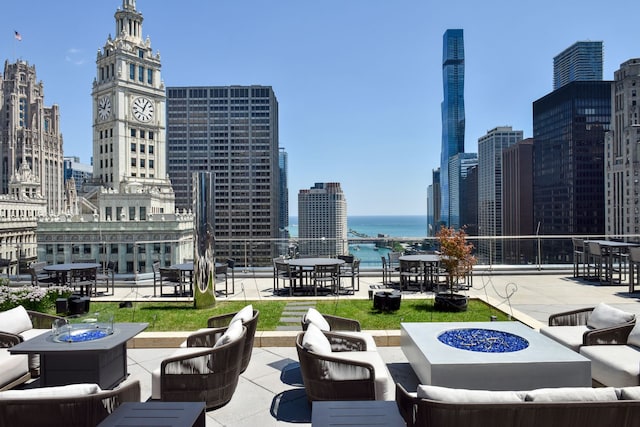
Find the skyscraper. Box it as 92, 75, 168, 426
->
278, 147, 289, 239
553, 41, 603, 90
448, 152, 477, 230
298, 182, 347, 257
0, 60, 63, 214
533, 81, 611, 261
477, 126, 523, 263
440, 29, 465, 227
166, 85, 281, 265
605, 58, 640, 239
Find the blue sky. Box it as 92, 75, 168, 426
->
1, 0, 637, 215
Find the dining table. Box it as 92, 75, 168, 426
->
584, 240, 640, 285
43, 262, 101, 295
286, 258, 345, 295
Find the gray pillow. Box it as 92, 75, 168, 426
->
525, 387, 618, 402
417, 385, 524, 403
587, 303, 634, 329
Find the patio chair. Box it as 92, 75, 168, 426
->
151, 261, 160, 296
214, 262, 233, 295
540, 303, 636, 351
338, 258, 360, 293
71, 266, 97, 297
295, 325, 394, 402
153, 325, 246, 409
629, 247, 640, 293
399, 259, 423, 292
572, 237, 586, 278
96, 261, 117, 295
28, 261, 57, 287
273, 259, 298, 296
186, 306, 259, 373
313, 263, 340, 296
301, 307, 377, 350
159, 267, 182, 296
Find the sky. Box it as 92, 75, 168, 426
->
1, 0, 638, 216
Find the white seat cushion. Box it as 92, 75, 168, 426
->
301, 323, 332, 356
580, 345, 640, 387
417, 384, 524, 403
329, 331, 378, 351
304, 307, 331, 331
332, 351, 394, 400
625, 322, 640, 347
539, 325, 590, 351
0, 383, 101, 400
0, 349, 29, 389
525, 386, 618, 402
20, 328, 49, 341
587, 303, 635, 329
0, 306, 33, 335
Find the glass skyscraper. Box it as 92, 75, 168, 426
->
440, 29, 465, 227
553, 41, 603, 90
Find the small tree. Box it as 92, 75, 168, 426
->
437, 226, 476, 294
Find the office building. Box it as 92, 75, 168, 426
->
553, 41, 603, 90
298, 182, 347, 257
448, 152, 477, 230
605, 58, 640, 239
427, 168, 441, 236
279, 148, 289, 239
63, 156, 93, 192
533, 81, 611, 261
440, 29, 465, 227
166, 85, 281, 265
477, 126, 523, 263
37, 0, 193, 273
502, 138, 534, 264
0, 60, 64, 214
461, 164, 478, 236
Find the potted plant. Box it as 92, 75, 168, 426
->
434, 226, 476, 311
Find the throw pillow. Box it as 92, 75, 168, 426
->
214, 318, 243, 348
625, 322, 640, 348
301, 323, 332, 355
587, 302, 635, 329
0, 305, 33, 335
416, 385, 524, 403
619, 386, 640, 400
0, 383, 101, 400
304, 307, 331, 331
525, 387, 618, 402
230, 304, 253, 325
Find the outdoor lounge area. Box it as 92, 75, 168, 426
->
4, 265, 640, 425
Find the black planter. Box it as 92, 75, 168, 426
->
434, 293, 468, 312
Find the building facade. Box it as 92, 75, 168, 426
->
477, 126, 523, 263
440, 29, 465, 227
605, 58, 640, 239
533, 81, 611, 261
553, 41, 604, 90
37, 0, 193, 275
298, 182, 347, 257
502, 138, 534, 264
448, 152, 477, 231
63, 156, 93, 192
166, 85, 281, 266
0, 60, 64, 214
278, 147, 289, 239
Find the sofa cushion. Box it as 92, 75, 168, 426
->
618, 386, 640, 400
0, 306, 33, 335
332, 350, 394, 400
525, 387, 618, 402
330, 331, 378, 351
213, 319, 243, 349
304, 307, 331, 331
580, 345, 640, 387
587, 303, 635, 330
625, 321, 640, 348
539, 325, 590, 351
302, 323, 332, 356
230, 304, 253, 324
0, 383, 101, 400
417, 384, 524, 403
0, 349, 29, 389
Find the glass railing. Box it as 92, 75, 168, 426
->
2, 233, 636, 276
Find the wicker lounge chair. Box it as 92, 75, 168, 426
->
184, 307, 259, 373
301, 307, 377, 350
153, 326, 246, 409
296, 326, 394, 402
0, 380, 140, 427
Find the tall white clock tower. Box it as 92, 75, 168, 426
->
92, 0, 168, 191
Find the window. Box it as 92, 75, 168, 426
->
147, 69, 153, 84
140, 144, 145, 153
148, 145, 154, 154
149, 159, 154, 169
105, 207, 112, 220
116, 207, 123, 220
140, 159, 145, 168
140, 130, 145, 139
138, 49, 144, 58
148, 131, 154, 140
129, 206, 136, 220
131, 128, 136, 137
138, 65, 144, 82
129, 64, 135, 80
140, 207, 147, 221
131, 143, 136, 152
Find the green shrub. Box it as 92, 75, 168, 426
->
0, 285, 73, 312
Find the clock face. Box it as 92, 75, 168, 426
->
98, 96, 111, 121
131, 96, 154, 122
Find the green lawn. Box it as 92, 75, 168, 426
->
80, 298, 510, 332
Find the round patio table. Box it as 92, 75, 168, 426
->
286, 258, 345, 295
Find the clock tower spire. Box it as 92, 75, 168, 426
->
92, 0, 168, 192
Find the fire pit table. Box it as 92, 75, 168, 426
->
401, 321, 591, 391
9, 322, 147, 389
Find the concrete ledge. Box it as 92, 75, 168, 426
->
127, 329, 402, 348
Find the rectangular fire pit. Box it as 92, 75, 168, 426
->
401, 321, 591, 391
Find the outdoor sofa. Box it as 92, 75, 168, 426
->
396, 383, 640, 427
539, 302, 635, 351
0, 379, 140, 427
0, 305, 63, 388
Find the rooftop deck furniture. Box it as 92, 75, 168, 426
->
312, 400, 405, 427
540, 303, 636, 351
301, 307, 377, 350
0, 380, 140, 427
296, 324, 393, 402
152, 324, 246, 409
396, 383, 640, 427
98, 401, 205, 427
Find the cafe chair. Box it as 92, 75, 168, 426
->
338, 257, 360, 293
273, 259, 298, 296
214, 262, 233, 296
28, 261, 57, 287
71, 266, 97, 297
159, 267, 183, 296
572, 238, 586, 278
151, 261, 161, 296
313, 263, 340, 296
400, 259, 423, 292
96, 261, 117, 296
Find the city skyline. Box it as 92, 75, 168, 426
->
1, 0, 638, 215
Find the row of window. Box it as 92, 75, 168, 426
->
129, 63, 154, 85
131, 128, 155, 139
130, 158, 155, 168
130, 142, 155, 154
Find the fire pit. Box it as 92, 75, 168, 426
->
438, 328, 529, 353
